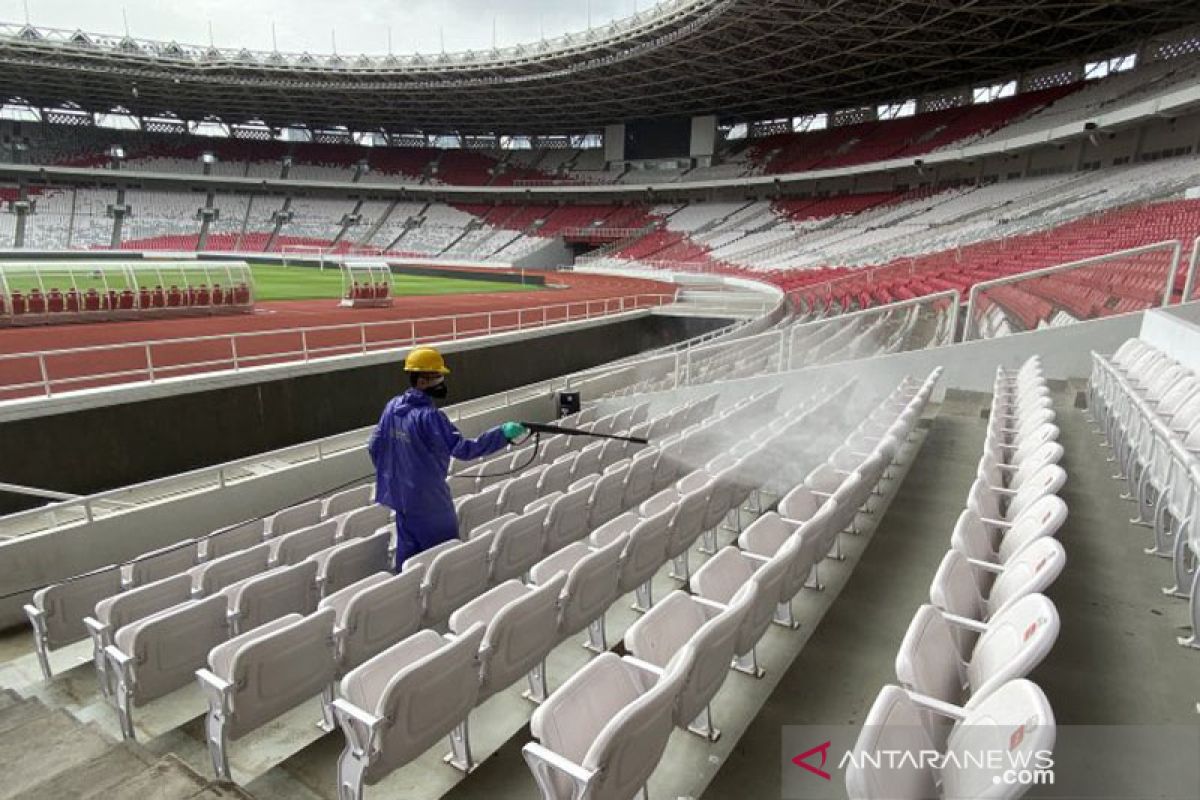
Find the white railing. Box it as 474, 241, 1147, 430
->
0, 293, 675, 401
963, 240, 1182, 341
1184, 235, 1200, 303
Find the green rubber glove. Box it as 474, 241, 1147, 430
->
501, 421, 528, 442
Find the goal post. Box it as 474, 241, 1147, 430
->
281, 244, 332, 270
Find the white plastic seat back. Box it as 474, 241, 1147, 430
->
323, 484, 373, 518
272, 519, 339, 566
498, 467, 546, 516
489, 506, 550, 583
1006, 465, 1067, 519
423, 533, 494, 624
538, 458, 574, 497
31, 565, 123, 649
572, 443, 605, 481
337, 504, 392, 540
616, 509, 671, 592
313, 530, 391, 597
544, 485, 593, 552
268, 498, 324, 537
113, 594, 228, 703
623, 452, 658, 508
95, 573, 193, 632
777, 487, 824, 525
190, 543, 271, 595
737, 512, 795, 559
665, 487, 711, 560
205, 519, 266, 559
455, 485, 502, 538
588, 465, 628, 528
929, 550, 986, 655
320, 566, 426, 670
844, 685, 942, 800
344, 625, 486, 783
128, 541, 200, 586
211, 607, 337, 738
996, 495, 1067, 562
557, 534, 626, 637
452, 575, 567, 700
988, 538, 1066, 617
224, 561, 318, 633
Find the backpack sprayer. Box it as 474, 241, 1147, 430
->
454, 421, 649, 480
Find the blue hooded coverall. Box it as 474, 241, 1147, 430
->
368, 388, 509, 569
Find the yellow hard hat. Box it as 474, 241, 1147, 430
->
403, 346, 451, 375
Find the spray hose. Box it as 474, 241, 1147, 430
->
453, 422, 650, 480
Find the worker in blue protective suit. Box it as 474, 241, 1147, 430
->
368, 346, 528, 570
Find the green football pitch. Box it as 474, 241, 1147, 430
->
0, 263, 541, 303
246, 264, 540, 302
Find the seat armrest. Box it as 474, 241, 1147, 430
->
966, 557, 1004, 574
522, 742, 596, 795
904, 690, 968, 722
979, 516, 1012, 530
331, 698, 384, 757
937, 610, 989, 633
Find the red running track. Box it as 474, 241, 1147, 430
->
0, 271, 675, 401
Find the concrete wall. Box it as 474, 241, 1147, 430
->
0, 313, 728, 515
510, 237, 573, 269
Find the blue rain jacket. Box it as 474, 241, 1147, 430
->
368, 388, 509, 569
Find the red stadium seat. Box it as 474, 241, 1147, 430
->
65, 289, 80, 313
27, 289, 46, 314
47, 289, 64, 313
10, 291, 25, 315
84, 289, 101, 311
119, 290, 135, 310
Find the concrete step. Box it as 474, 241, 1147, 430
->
0, 709, 113, 799
0, 695, 51, 736
84, 754, 211, 800
12, 741, 156, 799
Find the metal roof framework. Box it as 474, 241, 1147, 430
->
0, 0, 1198, 135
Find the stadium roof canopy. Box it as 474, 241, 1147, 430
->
0, 0, 1198, 135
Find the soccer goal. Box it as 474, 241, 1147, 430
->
281, 244, 334, 270
339, 260, 393, 308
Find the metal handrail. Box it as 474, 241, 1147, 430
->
0, 292, 676, 399
963, 239, 1183, 341
1183, 235, 1200, 303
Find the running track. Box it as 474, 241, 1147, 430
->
0, 271, 675, 401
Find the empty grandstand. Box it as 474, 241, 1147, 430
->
2, 3, 1200, 799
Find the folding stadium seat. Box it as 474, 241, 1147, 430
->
573, 462, 630, 529
455, 484, 503, 537
739, 504, 839, 627
642, 483, 711, 582
690, 544, 793, 678
443, 574, 569, 770
319, 568, 426, 672
929, 541, 1065, 656
222, 561, 318, 635
844, 680, 1055, 800
332, 624, 486, 800
310, 529, 392, 598
984, 421, 1060, 468
106, 594, 229, 740
497, 466, 547, 516
336, 504, 393, 540
412, 532, 493, 625
976, 441, 1064, 491
624, 584, 756, 741
966, 464, 1066, 526
84, 573, 193, 697
198, 608, 338, 781
622, 450, 659, 508
270, 519, 339, 566
588, 511, 667, 610
474, 505, 550, 584
188, 543, 271, 595
537, 455, 576, 497
530, 484, 593, 553
521, 648, 692, 800
570, 442, 606, 482
126, 539, 201, 586
323, 484, 373, 518
950, 494, 1067, 586
268, 498, 325, 537
529, 533, 628, 652
894, 595, 1060, 747
204, 519, 267, 559
25, 565, 123, 679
